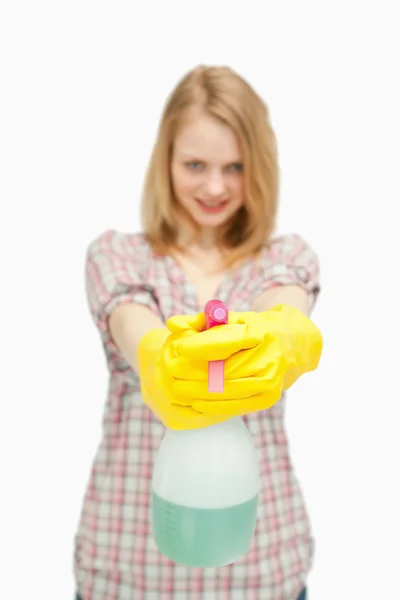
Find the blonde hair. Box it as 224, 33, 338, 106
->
141, 65, 280, 268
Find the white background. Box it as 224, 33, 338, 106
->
1, 2, 399, 599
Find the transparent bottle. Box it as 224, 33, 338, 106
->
151, 417, 260, 568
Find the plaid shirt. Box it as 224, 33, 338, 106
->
74, 229, 320, 600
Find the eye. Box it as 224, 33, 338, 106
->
185, 161, 204, 171
227, 163, 243, 172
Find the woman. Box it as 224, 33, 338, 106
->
74, 65, 322, 600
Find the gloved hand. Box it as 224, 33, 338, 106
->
164, 304, 323, 417
136, 328, 228, 430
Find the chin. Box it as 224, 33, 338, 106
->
192, 213, 232, 229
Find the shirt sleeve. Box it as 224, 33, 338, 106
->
85, 229, 160, 351
257, 233, 321, 312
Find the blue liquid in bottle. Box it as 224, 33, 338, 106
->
152, 491, 259, 568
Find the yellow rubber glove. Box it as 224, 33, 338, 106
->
164, 304, 323, 417
136, 328, 228, 430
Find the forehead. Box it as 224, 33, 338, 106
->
173, 113, 242, 162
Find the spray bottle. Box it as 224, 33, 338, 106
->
151, 300, 261, 568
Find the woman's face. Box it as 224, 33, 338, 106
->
170, 112, 245, 232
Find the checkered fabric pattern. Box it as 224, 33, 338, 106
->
74, 230, 320, 600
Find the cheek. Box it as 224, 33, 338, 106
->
172, 166, 198, 197
231, 176, 245, 204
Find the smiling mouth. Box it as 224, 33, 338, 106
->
196, 198, 229, 211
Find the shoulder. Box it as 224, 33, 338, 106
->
257, 232, 320, 289
87, 229, 155, 260
261, 233, 319, 266
254, 233, 321, 308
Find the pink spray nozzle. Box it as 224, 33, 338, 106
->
204, 299, 229, 329
203, 300, 229, 393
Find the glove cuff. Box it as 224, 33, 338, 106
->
262, 304, 323, 388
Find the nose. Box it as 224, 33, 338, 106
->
204, 169, 226, 198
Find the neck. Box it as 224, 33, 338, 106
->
195, 230, 218, 251
178, 226, 220, 253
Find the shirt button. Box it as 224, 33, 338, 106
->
297, 267, 309, 282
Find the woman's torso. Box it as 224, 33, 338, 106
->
74, 232, 314, 600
